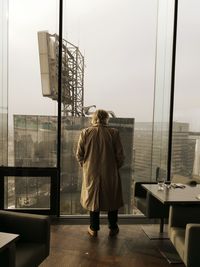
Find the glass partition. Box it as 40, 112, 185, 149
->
61, 0, 158, 215
8, 0, 59, 167
172, 0, 200, 184
152, 0, 175, 180
2, 0, 59, 210
0, 0, 8, 166
1, 0, 182, 215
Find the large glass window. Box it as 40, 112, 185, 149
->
8, 0, 59, 167
60, 0, 158, 215
172, 0, 200, 184
152, 0, 175, 180
0, 0, 8, 167
1, 0, 183, 216
2, 0, 59, 210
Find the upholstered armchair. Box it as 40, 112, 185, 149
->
0, 210, 50, 267
168, 205, 200, 267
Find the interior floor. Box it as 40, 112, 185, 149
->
40, 224, 185, 267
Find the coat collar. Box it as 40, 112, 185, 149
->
92, 123, 108, 127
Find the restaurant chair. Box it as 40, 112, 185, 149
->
133, 181, 169, 239
168, 205, 200, 267
0, 210, 50, 267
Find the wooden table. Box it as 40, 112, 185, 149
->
0, 232, 19, 267
142, 184, 200, 205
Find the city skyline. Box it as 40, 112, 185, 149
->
3, 115, 200, 214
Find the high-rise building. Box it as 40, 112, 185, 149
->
189, 133, 200, 178
171, 123, 195, 178
133, 122, 153, 181
133, 122, 196, 181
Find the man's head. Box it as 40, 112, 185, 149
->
91, 109, 109, 125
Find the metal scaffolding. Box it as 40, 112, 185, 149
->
59, 36, 84, 116
38, 31, 84, 117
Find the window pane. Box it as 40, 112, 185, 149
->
172, 0, 200, 183
5, 176, 50, 209
8, 0, 59, 167
61, 0, 158, 215
0, 0, 8, 166
2, 0, 59, 211
152, 0, 175, 180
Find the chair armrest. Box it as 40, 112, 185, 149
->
184, 224, 200, 267
169, 205, 200, 228
0, 211, 50, 245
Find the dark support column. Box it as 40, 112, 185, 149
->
56, 0, 63, 217
167, 0, 178, 181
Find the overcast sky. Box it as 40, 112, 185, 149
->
7, 0, 200, 130
63, 0, 157, 120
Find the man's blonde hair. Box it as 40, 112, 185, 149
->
91, 109, 109, 125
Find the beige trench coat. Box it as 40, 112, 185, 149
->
76, 123, 125, 212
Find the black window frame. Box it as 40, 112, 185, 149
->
0, 166, 59, 215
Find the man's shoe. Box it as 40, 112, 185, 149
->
109, 227, 119, 237
88, 226, 97, 237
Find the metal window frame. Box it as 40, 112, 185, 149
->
0, 0, 62, 217
0, 166, 59, 215
167, 0, 178, 181
55, 0, 63, 217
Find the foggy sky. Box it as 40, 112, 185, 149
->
8, 0, 200, 131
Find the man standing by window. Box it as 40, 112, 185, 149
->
76, 109, 125, 237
